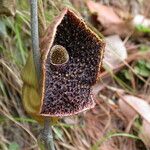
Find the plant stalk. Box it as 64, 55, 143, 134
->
42, 117, 55, 150
30, 0, 41, 80
30, 0, 55, 149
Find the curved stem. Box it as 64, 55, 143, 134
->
30, 0, 55, 150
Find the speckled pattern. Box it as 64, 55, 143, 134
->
40, 10, 104, 116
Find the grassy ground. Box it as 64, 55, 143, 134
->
0, 0, 150, 150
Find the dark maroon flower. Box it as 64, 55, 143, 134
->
40, 8, 105, 116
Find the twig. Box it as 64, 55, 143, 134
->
30, 0, 55, 149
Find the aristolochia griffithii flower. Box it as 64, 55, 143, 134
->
22, 8, 105, 123
40, 8, 105, 116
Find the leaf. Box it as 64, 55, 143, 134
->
146, 61, 150, 69
8, 142, 20, 150
86, 0, 134, 37
134, 66, 140, 74
136, 25, 150, 33
138, 60, 146, 65
119, 97, 137, 121
124, 70, 132, 80
86, 0, 123, 27
64, 116, 78, 125
139, 68, 150, 77
103, 35, 127, 70
120, 95, 150, 124
134, 66, 150, 77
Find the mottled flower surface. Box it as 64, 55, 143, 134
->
40, 8, 105, 116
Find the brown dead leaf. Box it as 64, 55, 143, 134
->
86, 0, 123, 27
63, 116, 78, 125
0, 0, 16, 16
120, 95, 150, 124
119, 98, 137, 122
103, 21, 134, 37
86, 0, 134, 37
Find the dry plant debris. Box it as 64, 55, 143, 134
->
0, 0, 150, 150
0, 0, 16, 16
87, 0, 124, 27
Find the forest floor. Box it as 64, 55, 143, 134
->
0, 0, 150, 150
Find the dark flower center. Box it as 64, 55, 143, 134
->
50, 45, 69, 65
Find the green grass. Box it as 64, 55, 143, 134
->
136, 25, 150, 33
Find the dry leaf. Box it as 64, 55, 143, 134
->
102, 22, 134, 37
0, 0, 16, 16
86, 0, 123, 27
119, 98, 137, 121
120, 95, 150, 124
64, 116, 78, 125
103, 35, 127, 70
86, 0, 134, 37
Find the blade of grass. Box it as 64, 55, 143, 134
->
91, 132, 141, 150
14, 23, 26, 65
0, 117, 37, 123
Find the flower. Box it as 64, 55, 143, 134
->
40, 8, 105, 116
